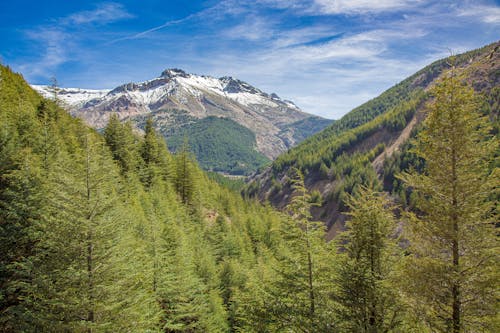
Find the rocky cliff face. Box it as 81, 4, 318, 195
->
33, 69, 331, 160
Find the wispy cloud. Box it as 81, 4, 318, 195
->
19, 28, 71, 77
456, 3, 500, 24
62, 2, 133, 25
223, 15, 275, 41
107, 13, 198, 44
312, 0, 424, 14
108, 0, 240, 44
20, 2, 133, 79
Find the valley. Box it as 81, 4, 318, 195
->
1, 1, 499, 331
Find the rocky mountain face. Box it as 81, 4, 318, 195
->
32, 69, 332, 165
245, 41, 500, 237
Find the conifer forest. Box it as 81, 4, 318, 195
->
0, 2, 499, 332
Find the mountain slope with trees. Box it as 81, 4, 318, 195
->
1, 41, 498, 331
0, 64, 287, 331
246, 41, 500, 237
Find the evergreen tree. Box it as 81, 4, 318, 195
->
175, 139, 197, 206
104, 114, 139, 175
336, 185, 403, 332
399, 73, 499, 332
0, 147, 45, 331
140, 117, 174, 187
264, 169, 337, 332
28, 132, 126, 331
157, 212, 227, 332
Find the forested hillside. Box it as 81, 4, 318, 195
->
162, 116, 270, 175
246, 41, 500, 237
0, 64, 286, 331
1, 48, 498, 332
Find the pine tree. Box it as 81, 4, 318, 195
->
104, 114, 139, 175
28, 131, 127, 331
140, 117, 174, 187
175, 139, 197, 206
399, 72, 499, 332
336, 185, 403, 332
264, 168, 337, 332
0, 147, 45, 331
157, 212, 226, 332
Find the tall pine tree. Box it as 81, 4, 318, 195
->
399, 72, 499, 332
336, 185, 403, 332
264, 169, 337, 332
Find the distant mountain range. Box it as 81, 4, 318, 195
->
33, 69, 332, 175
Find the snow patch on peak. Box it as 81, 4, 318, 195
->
220, 76, 261, 95
31, 85, 110, 108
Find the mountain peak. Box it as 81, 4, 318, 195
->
219, 76, 260, 94
160, 68, 188, 78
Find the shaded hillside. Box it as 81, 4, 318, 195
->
246, 41, 500, 238
164, 116, 270, 175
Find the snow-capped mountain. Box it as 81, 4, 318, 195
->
32, 69, 331, 160
32, 86, 110, 109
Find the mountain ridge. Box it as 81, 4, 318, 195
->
33, 69, 332, 174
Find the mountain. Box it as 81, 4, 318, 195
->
246, 41, 500, 238
0, 63, 293, 331
32, 69, 332, 175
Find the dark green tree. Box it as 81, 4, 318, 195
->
336, 185, 403, 333
140, 117, 174, 187
175, 139, 197, 206
104, 114, 139, 175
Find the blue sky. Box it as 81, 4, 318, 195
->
1, 0, 499, 119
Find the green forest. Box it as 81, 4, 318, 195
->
1, 55, 499, 333
164, 116, 270, 176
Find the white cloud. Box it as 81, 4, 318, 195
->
312, 0, 423, 14
223, 16, 274, 41
20, 28, 71, 77
456, 4, 500, 24
272, 26, 340, 48
63, 2, 133, 25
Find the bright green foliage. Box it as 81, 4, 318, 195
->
30, 132, 126, 331
245, 169, 338, 332
0, 149, 45, 331
399, 73, 499, 332
336, 186, 403, 333
272, 82, 425, 174
139, 117, 175, 187
0, 64, 297, 332
104, 114, 140, 175
206, 171, 245, 192
174, 140, 199, 206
